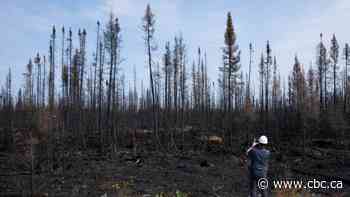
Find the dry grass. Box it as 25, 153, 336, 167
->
273, 188, 312, 197
273, 189, 348, 197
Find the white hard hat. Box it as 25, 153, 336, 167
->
258, 135, 268, 144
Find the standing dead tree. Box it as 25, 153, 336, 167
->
142, 4, 161, 148
104, 13, 122, 155
344, 43, 350, 113
48, 26, 56, 111
330, 34, 339, 106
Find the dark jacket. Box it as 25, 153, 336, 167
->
248, 147, 270, 178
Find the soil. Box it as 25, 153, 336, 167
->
1, 129, 349, 197
1, 147, 349, 197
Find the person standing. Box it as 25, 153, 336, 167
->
246, 135, 270, 197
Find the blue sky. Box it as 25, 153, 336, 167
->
1, 0, 350, 93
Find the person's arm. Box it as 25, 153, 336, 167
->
246, 139, 258, 155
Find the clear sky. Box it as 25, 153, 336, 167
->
1, 0, 350, 93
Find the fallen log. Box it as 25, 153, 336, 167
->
198, 135, 224, 145
0, 171, 31, 176
0, 192, 48, 197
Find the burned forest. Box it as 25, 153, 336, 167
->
0, 3, 350, 197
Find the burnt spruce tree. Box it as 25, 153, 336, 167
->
330, 34, 339, 105
344, 43, 350, 112
223, 12, 240, 113
142, 4, 160, 145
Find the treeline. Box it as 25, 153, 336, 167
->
1, 5, 349, 157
